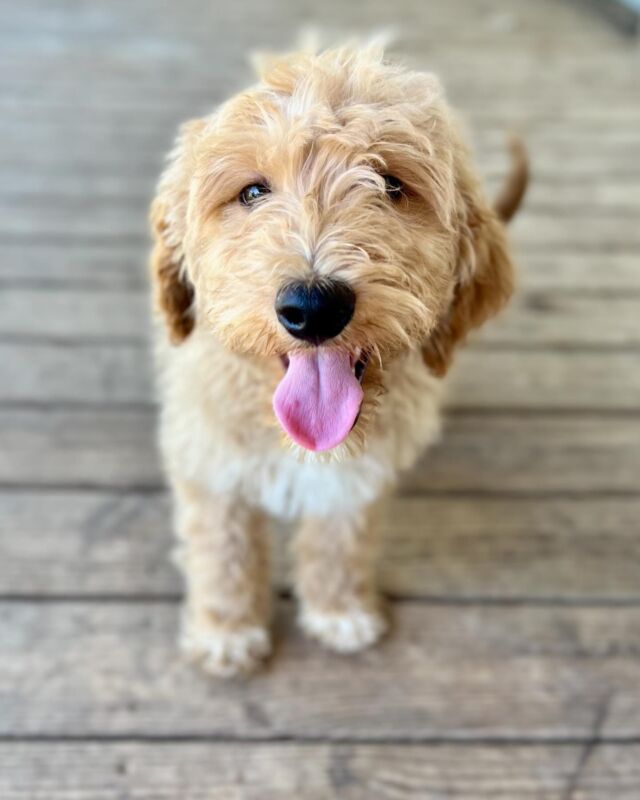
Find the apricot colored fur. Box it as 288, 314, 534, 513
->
150, 44, 522, 675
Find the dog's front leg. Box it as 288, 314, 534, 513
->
172, 480, 271, 677
292, 505, 387, 653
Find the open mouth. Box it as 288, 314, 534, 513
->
280, 349, 369, 383
273, 348, 370, 452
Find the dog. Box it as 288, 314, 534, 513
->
149, 43, 527, 676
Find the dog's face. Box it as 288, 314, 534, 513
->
151, 46, 514, 454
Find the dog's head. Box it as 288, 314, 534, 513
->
151, 45, 515, 454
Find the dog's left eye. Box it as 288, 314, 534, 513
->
383, 174, 404, 200
239, 183, 271, 206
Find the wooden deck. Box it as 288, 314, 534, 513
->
1, 0, 639, 796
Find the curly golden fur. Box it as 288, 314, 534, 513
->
150, 43, 523, 676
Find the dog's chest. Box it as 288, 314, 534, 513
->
157, 337, 442, 519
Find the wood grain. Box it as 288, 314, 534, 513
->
0, 408, 160, 489
5, 742, 639, 800
1, 201, 638, 253
3, 144, 639, 181
0, 0, 620, 40
1, 343, 638, 410
0, 342, 154, 405
2, 491, 640, 601
1, 600, 639, 739
449, 351, 640, 410
3, 288, 640, 346
407, 414, 640, 494
1, 0, 639, 793
3, 116, 640, 152
3, 173, 639, 218
2, 245, 638, 292
1, 408, 639, 492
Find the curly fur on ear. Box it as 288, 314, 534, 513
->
149, 119, 205, 343
421, 147, 520, 376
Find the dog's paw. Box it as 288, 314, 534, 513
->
180, 614, 271, 678
300, 606, 387, 653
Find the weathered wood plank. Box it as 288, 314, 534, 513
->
4, 85, 640, 129
2, 342, 639, 411
407, 414, 640, 494
449, 351, 640, 410
3, 129, 640, 176
1, 37, 634, 91
0, 0, 617, 35
4, 115, 640, 151
5, 92, 640, 127
1, 244, 637, 292
0, 182, 636, 235
516, 254, 640, 292
2, 491, 640, 601
2, 289, 639, 346
518, 177, 640, 213
0, 290, 150, 341
503, 213, 640, 252
10, 75, 634, 111
0, 342, 154, 405
1, 219, 636, 253
1, 182, 639, 242
5, 741, 634, 800
479, 293, 640, 347
1, 601, 639, 738
0, 243, 148, 288
378, 496, 640, 599
0, 1, 623, 71
0, 409, 638, 493
2, 149, 638, 191
0, 0, 637, 790
3, 46, 639, 97
0, 408, 160, 489
4, 172, 639, 215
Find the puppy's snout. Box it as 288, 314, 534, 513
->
275, 280, 356, 343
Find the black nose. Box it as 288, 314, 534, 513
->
275, 280, 356, 343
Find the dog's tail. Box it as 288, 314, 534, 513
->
493, 135, 529, 223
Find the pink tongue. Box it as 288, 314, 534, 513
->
273, 350, 364, 452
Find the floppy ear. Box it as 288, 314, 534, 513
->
149, 119, 205, 343
422, 167, 515, 376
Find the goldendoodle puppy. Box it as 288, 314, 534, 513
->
150, 43, 526, 676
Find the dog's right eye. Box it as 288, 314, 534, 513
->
383, 174, 404, 200
239, 183, 271, 206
